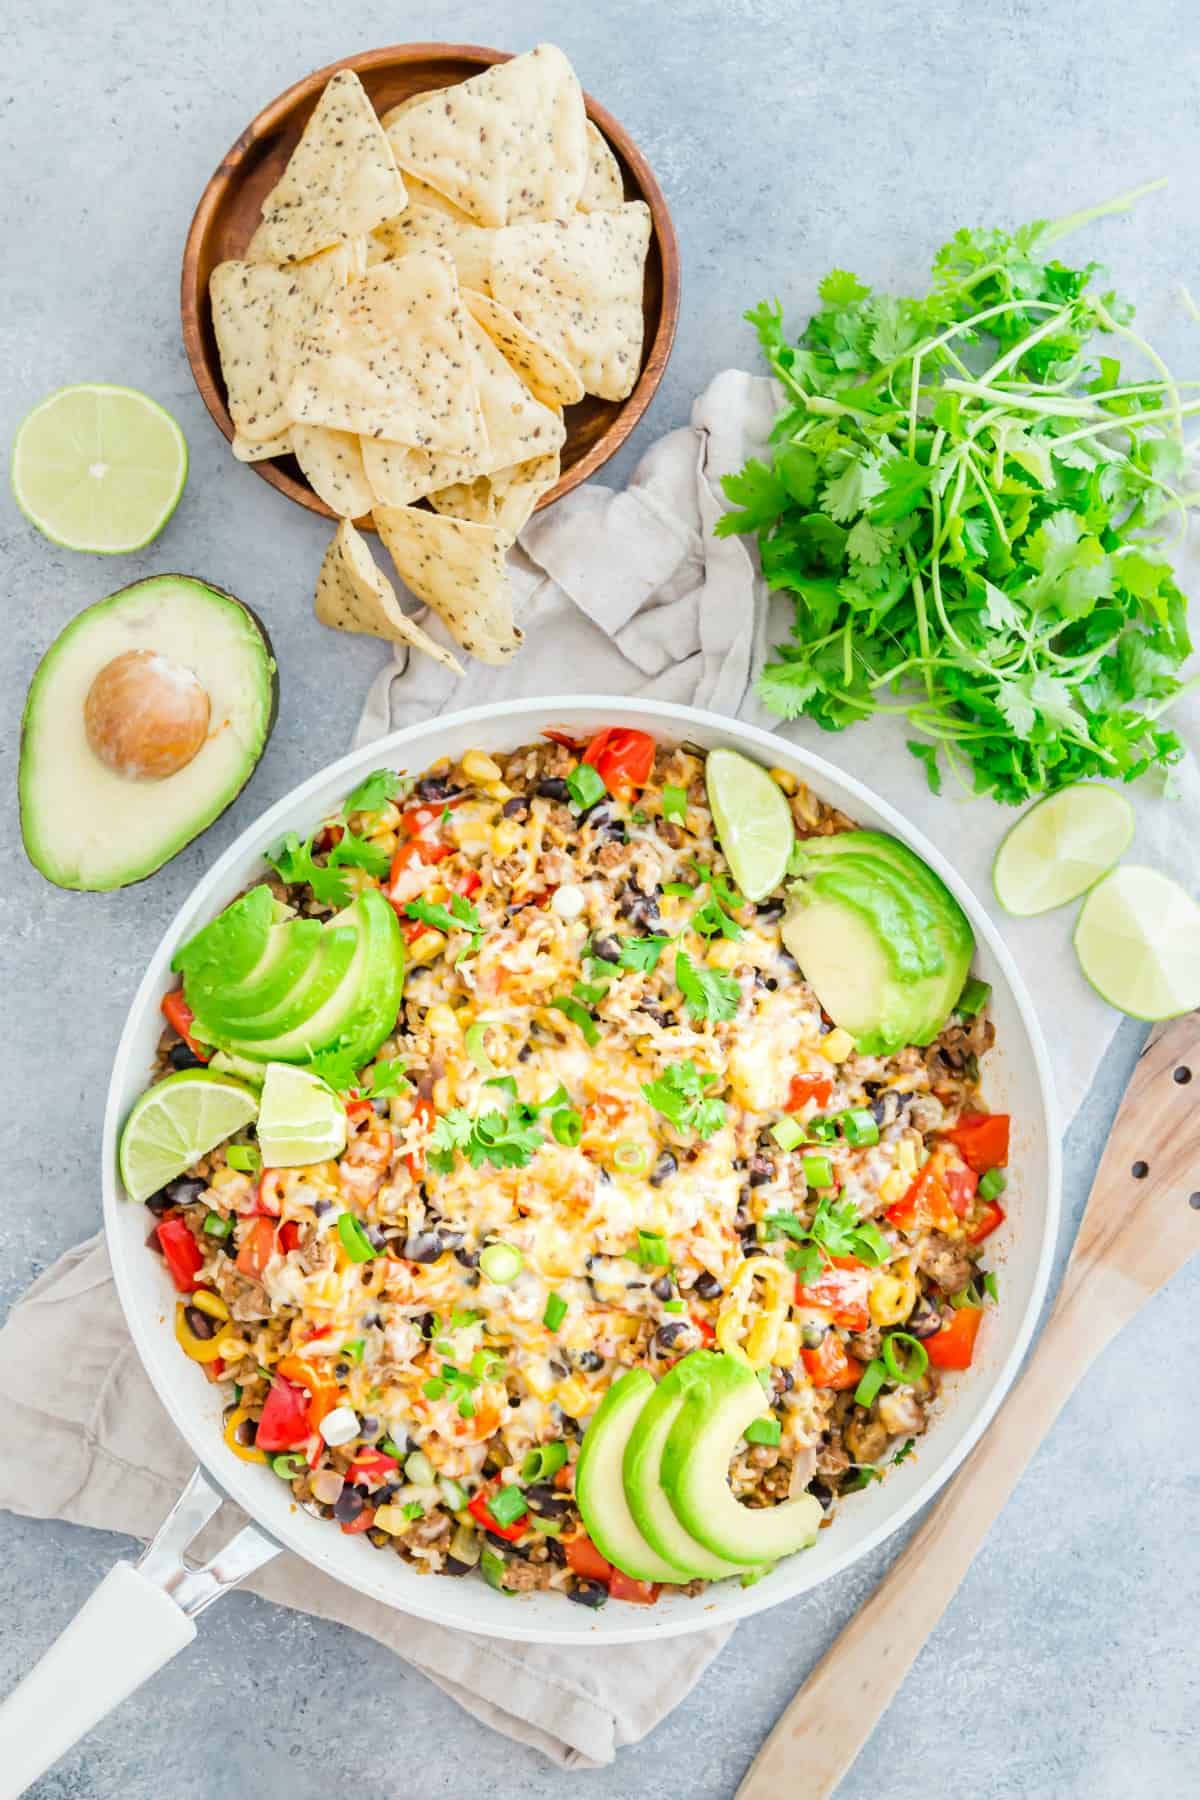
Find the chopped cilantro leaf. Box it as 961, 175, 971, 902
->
618, 934, 671, 973
345, 769, 408, 814
428, 1103, 544, 1175
642, 1060, 727, 1139
676, 950, 740, 1022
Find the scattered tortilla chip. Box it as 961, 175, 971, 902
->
288, 253, 484, 453
426, 475, 497, 524
384, 44, 587, 228
315, 519, 463, 674
578, 121, 624, 212
359, 437, 432, 507
233, 429, 291, 462
428, 450, 561, 533
211, 249, 360, 443
461, 289, 584, 408
488, 202, 651, 400
247, 69, 407, 264
370, 204, 495, 292
290, 424, 374, 518
375, 506, 521, 664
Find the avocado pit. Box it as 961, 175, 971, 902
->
84, 648, 211, 780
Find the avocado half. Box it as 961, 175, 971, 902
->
19, 575, 278, 890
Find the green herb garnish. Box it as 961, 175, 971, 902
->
641, 1060, 727, 1138
427, 1104, 544, 1175
617, 934, 672, 973
675, 949, 740, 1022
549, 994, 600, 1046
344, 769, 407, 814
405, 892, 484, 960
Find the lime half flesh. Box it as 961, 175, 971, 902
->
705, 747, 795, 902
119, 1069, 258, 1202
993, 784, 1135, 917
1074, 864, 1200, 1020
12, 383, 188, 553
257, 1062, 347, 1167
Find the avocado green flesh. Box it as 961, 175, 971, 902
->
324, 889, 406, 1069
192, 927, 357, 1042
660, 1357, 822, 1564
783, 890, 919, 1054
19, 576, 276, 891
624, 1361, 753, 1580
172, 885, 277, 986
575, 1371, 683, 1582
189, 921, 325, 1026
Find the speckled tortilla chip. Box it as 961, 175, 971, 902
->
314, 519, 463, 674
426, 475, 497, 524
375, 506, 521, 664
287, 253, 485, 453
359, 437, 427, 508
460, 289, 584, 408
232, 429, 291, 461
577, 121, 624, 212
384, 44, 587, 228
428, 449, 560, 533
210, 249, 359, 443
246, 69, 406, 265
489, 203, 651, 401
369, 203, 495, 293
290, 424, 374, 518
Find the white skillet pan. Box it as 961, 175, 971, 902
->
0, 698, 1059, 1794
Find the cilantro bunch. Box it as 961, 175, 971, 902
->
764, 1195, 890, 1283
719, 183, 1199, 803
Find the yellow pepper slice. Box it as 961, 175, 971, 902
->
174, 1290, 231, 1364
223, 1406, 267, 1463
716, 1257, 792, 1368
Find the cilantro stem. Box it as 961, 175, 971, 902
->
1092, 296, 1184, 441
1049, 396, 1200, 448
1041, 175, 1168, 246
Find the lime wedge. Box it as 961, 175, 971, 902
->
1074, 865, 1200, 1020
993, 784, 1135, 917
12, 383, 187, 553
119, 1069, 258, 1202
705, 747, 795, 903
257, 1062, 347, 1168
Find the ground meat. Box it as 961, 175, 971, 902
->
847, 1326, 882, 1363
595, 839, 634, 876
845, 1415, 890, 1463
539, 741, 575, 778
539, 848, 577, 884
503, 1556, 557, 1593
655, 818, 685, 849
816, 1433, 851, 1481
747, 1443, 781, 1471
877, 1388, 929, 1436
916, 1232, 974, 1294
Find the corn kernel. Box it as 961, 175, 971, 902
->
820, 1027, 855, 1063
491, 819, 523, 856
425, 1004, 460, 1039
484, 780, 512, 802
706, 938, 744, 970
879, 1170, 910, 1207
432, 1076, 452, 1111
555, 1376, 593, 1419
372, 1504, 413, 1536
407, 928, 445, 967
768, 766, 798, 795
524, 1362, 555, 1400
771, 1321, 801, 1366
895, 1138, 919, 1178
462, 749, 503, 783
869, 1274, 910, 1327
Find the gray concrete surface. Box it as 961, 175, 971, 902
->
2, 2, 1198, 1794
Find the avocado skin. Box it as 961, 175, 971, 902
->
19, 576, 279, 892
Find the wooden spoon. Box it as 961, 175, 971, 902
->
738, 1013, 1200, 1800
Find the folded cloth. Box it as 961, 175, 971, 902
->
3, 370, 1196, 1767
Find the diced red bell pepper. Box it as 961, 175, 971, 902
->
608, 1570, 661, 1604
155, 1216, 204, 1292
255, 1375, 311, 1451
941, 1157, 979, 1218
340, 1506, 377, 1535
564, 1532, 613, 1582
582, 727, 656, 797
885, 1160, 959, 1235
345, 1098, 375, 1126
347, 1447, 400, 1488
389, 837, 452, 881
235, 1215, 277, 1280
278, 1221, 303, 1254
406, 1096, 436, 1181
160, 989, 210, 1062
787, 1073, 833, 1112
944, 1112, 1010, 1174
275, 1356, 339, 1433
966, 1201, 1005, 1245
449, 868, 482, 899
926, 1305, 983, 1369
468, 1483, 529, 1542
795, 1255, 871, 1330
691, 1313, 716, 1345
256, 1169, 285, 1216
801, 1334, 864, 1391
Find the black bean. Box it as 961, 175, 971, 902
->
417, 1312, 437, 1338
773, 1368, 795, 1394
617, 882, 660, 929
862, 1081, 883, 1098
335, 1362, 350, 1378
807, 1480, 835, 1512
486, 1528, 529, 1557
363, 1312, 384, 1330
905, 1294, 945, 1339
524, 1484, 569, 1519
693, 1270, 723, 1300
359, 1415, 381, 1440
517, 1043, 533, 1063
443, 1556, 475, 1577
587, 805, 626, 841
502, 795, 530, 819
416, 775, 462, 802
405, 1231, 444, 1263
543, 1535, 568, 1566
655, 1322, 689, 1352
574, 1349, 604, 1372
143, 1190, 176, 1217
183, 1305, 216, 1339
651, 1274, 674, 1301
365, 1225, 387, 1250
590, 934, 622, 964
748, 1153, 776, 1187
755, 899, 785, 923
168, 1042, 207, 1071
548, 1357, 570, 1379
638, 1004, 678, 1028
568, 1579, 608, 1608
536, 776, 571, 801
454, 1244, 481, 1269
165, 1176, 206, 1207
334, 1489, 365, 1524
777, 950, 799, 974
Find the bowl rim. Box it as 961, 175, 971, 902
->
102, 696, 1061, 1645
179, 42, 681, 527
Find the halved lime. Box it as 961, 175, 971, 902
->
705, 747, 795, 902
119, 1069, 258, 1202
257, 1062, 347, 1168
993, 784, 1135, 917
12, 383, 188, 553
1074, 865, 1200, 1020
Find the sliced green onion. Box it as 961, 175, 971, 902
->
226, 1144, 261, 1174
882, 1332, 929, 1385
950, 1282, 983, 1309
983, 1270, 999, 1303
744, 1416, 782, 1447
423, 1377, 447, 1399
632, 1229, 669, 1267
468, 1349, 492, 1377
530, 1514, 564, 1537
661, 784, 688, 823
956, 976, 992, 1017
662, 1299, 685, 1314
270, 1453, 306, 1479
480, 1242, 524, 1284
662, 881, 695, 897
806, 1115, 838, 1143
439, 1476, 470, 1512
802, 1152, 835, 1189
404, 1449, 435, 1485
543, 1292, 568, 1332
202, 1210, 232, 1238
457, 1395, 476, 1419
484, 1074, 518, 1100
232, 1383, 243, 1405
521, 1441, 569, 1482
549, 995, 600, 1046
770, 1115, 805, 1151
566, 763, 606, 810
464, 1022, 498, 1075
402, 1500, 425, 1521
432, 1337, 453, 1355
380, 1437, 405, 1460
979, 1166, 1007, 1201
342, 1338, 366, 1363
488, 1484, 529, 1527
337, 1212, 377, 1262
480, 1549, 511, 1592
449, 1522, 481, 1566
839, 1108, 880, 1147
551, 1107, 583, 1147
613, 1139, 650, 1173
854, 1359, 888, 1408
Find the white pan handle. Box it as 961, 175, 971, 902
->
0, 1561, 195, 1797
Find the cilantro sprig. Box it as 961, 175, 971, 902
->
765, 1193, 890, 1283
405, 892, 484, 961
642, 1060, 727, 1139
268, 827, 390, 908
427, 1101, 545, 1175
344, 768, 410, 814
721, 186, 1199, 803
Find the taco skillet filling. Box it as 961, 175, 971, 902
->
143, 731, 1009, 1607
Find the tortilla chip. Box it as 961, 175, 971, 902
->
290, 423, 374, 518
426, 476, 497, 524
460, 289, 584, 408
247, 69, 407, 265
384, 44, 587, 228
488, 202, 651, 400
369, 203, 495, 292
428, 450, 560, 533
233, 430, 291, 461
287, 253, 485, 453
210, 248, 360, 442
578, 121, 624, 212
375, 506, 521, 664
314, 519, 463, 674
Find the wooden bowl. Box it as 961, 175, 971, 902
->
181, 44, 680, 527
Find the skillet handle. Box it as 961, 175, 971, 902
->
0, 1561, 195, 1797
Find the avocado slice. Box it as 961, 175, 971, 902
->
20, 576, 277, 891
574, 1370, 686, 1583
190, 919, 327, 1028
191, 925, 357, 1042
174, 886, 278, 986
660, 1352, 823, 1565
623, 1358, 753, 1581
